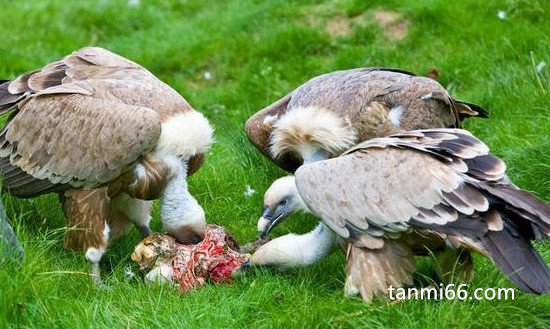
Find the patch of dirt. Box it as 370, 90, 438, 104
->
326, 16, 351, 37
372, 10, 409, 41
303, 3, 352, 37
302, 6, 409, 41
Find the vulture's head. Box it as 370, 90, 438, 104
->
257, 175, 308, 238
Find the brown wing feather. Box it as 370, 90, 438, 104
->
0, 47, 207, 197
0, 94, 161, 196
294, 129, 500, 244
1, 47, 193, 118
296, 128, 550, 294
244, 94, 299, 172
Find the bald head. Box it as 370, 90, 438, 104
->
264, 176, 299, 206
257, 175, 309, 237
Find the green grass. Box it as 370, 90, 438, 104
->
1, 0, 550, 327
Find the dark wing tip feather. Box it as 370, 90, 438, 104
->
481, 220, 550, 294
463, 154, 506, 181
27, 68, 67, 91
475, 182, 550, 235
0, 81, 22, 113
0, 156, 66, 198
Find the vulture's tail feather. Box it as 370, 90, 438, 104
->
481, 220, 550, 294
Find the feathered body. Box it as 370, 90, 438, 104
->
246, 67, 488, 299
245, 67, 486, 171
251, 129, 550, 300
0, 47, 213, 281
297, 129, 550, 298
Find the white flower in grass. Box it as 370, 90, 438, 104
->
204, 71, 212, 80
128, 0, 140, 7
536, 61, 546, 73
124, 265, 137, 280
497, 10, 506, 20
245, 185, 256, 197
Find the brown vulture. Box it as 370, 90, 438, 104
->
249, 129, 550, 300
244, 67, 488, 294
0, 47, 213, 283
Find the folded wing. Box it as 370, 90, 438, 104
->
295, 128, 550, 293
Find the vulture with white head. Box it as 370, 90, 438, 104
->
245, 67, 487, 283
249, 129, 550, 300
0, 47, 213, 282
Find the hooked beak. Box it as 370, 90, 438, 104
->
257, 206, 290, 239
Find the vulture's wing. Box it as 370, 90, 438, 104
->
295, 129, 495, 242
296, 128, 550, 294
0, 47, 206, 197
291, 68, 485, 131
0, 93, 161, 197
1, 47, 192, 116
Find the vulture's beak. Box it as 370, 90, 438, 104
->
257, 206, 290, 239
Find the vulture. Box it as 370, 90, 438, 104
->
248, 129, 550, 300
0, 47, 213, 282
245, 67, 487, 172
245, 67, 487, 284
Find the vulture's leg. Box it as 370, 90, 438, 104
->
433, 248, 474, 283
249, 222, 339, 270
344, 239, 415, 302
62, 188, 110, 285
160, 159, 206, 244
110, 193, 152, 238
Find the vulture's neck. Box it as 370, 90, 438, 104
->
256, 222, 338, 269
301, 148, 327, 164
160, 158, 203, 233
293, 222, 338, 265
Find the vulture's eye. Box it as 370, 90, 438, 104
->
279, 199, 287, 206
